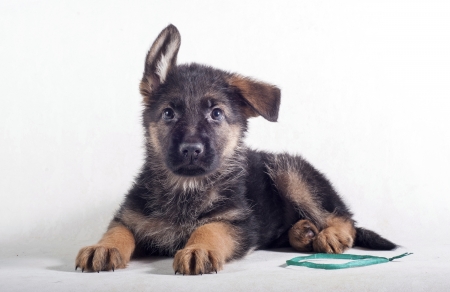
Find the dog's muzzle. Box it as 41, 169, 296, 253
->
171, 142, 209, 176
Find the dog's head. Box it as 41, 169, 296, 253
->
140, 25, 280, 177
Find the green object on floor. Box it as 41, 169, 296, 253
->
286, 252, 412, 270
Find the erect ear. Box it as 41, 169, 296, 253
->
140, 24, 181, 104
229, 75, 281, 122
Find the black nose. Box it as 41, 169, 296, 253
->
179, 143, 204, 159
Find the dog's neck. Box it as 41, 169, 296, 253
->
138, 144, 248, 222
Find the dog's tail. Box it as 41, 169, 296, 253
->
354, 227, 397, 250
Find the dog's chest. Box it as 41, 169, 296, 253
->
121, 207, 198, 255
124, 188, 223, 254
143, 217, 197, 254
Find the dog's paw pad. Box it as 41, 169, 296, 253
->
288, 220, 319, 252
305, 229, 315, 238
75, 245, 123, 272
173, 245, 222, 275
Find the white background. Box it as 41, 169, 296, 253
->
1, 0, 449, 272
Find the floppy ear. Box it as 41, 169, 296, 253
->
140, 24, 181, 104
229, 75, 281, 122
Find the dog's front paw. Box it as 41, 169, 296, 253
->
312, 228, 354, 254
173, 244, 222, 275
288, 219, 319, 252
75, 245, 124, 272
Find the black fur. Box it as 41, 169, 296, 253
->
355, 227, 397, 250
76, 24, 396, 274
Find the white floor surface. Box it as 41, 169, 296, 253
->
1, 239, 448, 292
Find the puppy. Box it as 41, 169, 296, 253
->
76, 24, 396, 275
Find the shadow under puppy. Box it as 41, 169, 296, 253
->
76, 24, 396, 275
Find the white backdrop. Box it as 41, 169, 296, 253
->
1, 0, 449, 253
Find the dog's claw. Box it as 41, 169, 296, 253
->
112, 266, 115, 272
82, 268, 84, 273
214, 269, 217, 274
75, 266, 78, 271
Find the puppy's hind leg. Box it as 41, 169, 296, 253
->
289, 216, 356, 254
268, 154, 357, 254
75, 222, 135, 272
288, 219, 319, 252
312, 215, 356, 253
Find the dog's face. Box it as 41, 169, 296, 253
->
144, 65, 248, 176
139, 25, 281, 177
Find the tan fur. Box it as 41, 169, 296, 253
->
173, 222, 237, 275
140, 80, 152, 104
148, 123, 163, 155
288, 219, 319, 252
220, 124, 241, 158
313, 215, 356, 253
289, 215, 356, 254
208, 208, 250, 222
228, 75, 280, 122
271, 169, 326, 228
75, 223, 135, 272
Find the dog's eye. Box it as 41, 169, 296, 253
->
211, 108, 224, 121
162, 108, 175, 120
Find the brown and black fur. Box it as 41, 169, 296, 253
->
76, 24, 396, 275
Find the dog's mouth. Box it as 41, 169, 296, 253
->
173, 163, 207, 176
166, 140, 219, 177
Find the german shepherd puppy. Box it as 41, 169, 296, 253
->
76, 24, 396, 275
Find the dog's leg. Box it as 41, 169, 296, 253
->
173, 222, 236, 275
289, 216, 356, 253
267, 154, 357, 253
288, 219, 319, 252
75, 222, 135, 272
312, 215, 356, 253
